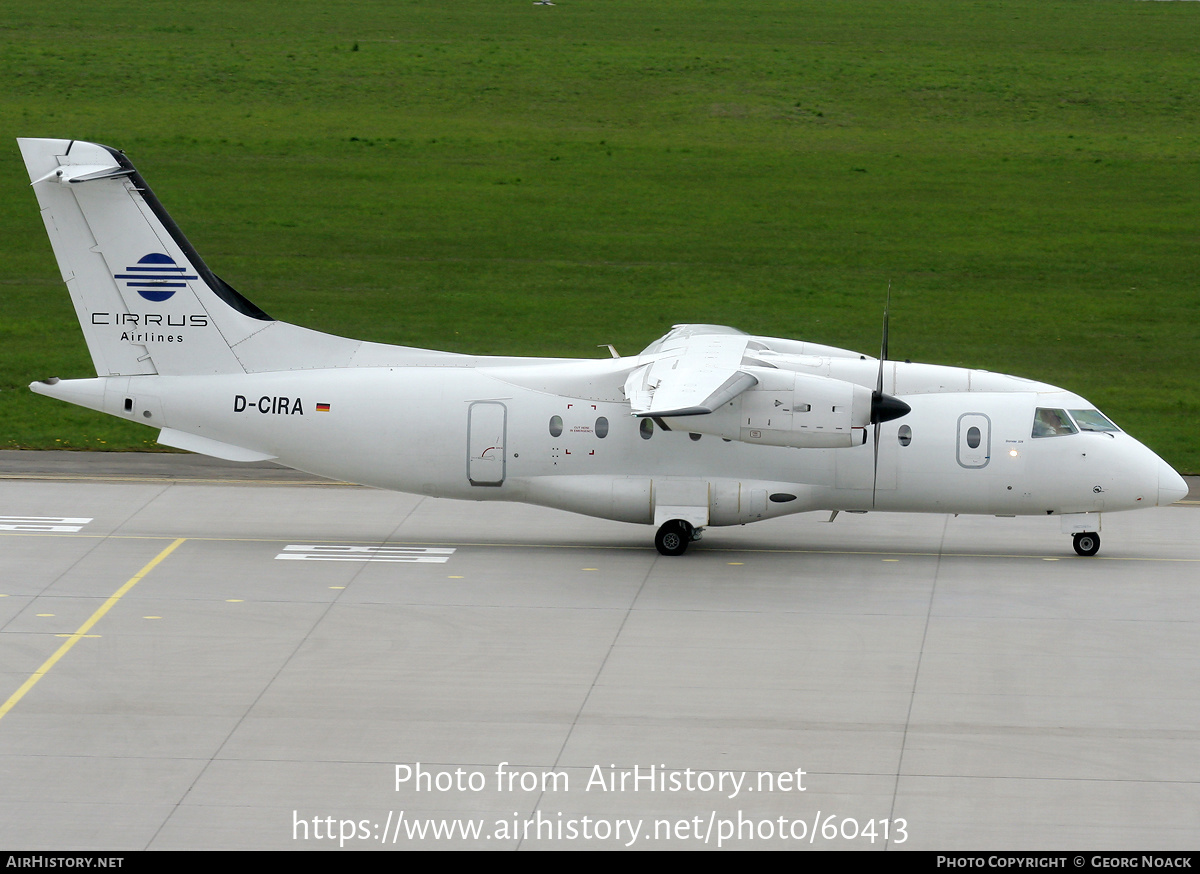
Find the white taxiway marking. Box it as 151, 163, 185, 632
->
275, 545, 456, 563
0, 516, 93, 532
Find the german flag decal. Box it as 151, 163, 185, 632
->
316, 403, 331, 412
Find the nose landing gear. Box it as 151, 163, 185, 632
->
1072, 531, 1100, 557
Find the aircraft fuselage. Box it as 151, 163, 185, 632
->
35, 356, 1180, 530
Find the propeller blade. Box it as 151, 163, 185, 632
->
872, 283, 903, 508
872, 413, 882, 506
872, 281, 891, 414
878, 281, 891, 386
869, 284, 909, 424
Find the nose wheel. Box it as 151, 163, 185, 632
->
655, 520, 696, 556
1072, 531, 1100, 557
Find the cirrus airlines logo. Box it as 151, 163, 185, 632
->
114, 253, 198, 302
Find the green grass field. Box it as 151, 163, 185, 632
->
2, 0, 1197, 469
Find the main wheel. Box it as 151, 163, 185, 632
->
1072, 531, 1100, 557
655, 520, 692, 556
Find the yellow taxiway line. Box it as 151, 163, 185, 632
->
0, 538, 186, 723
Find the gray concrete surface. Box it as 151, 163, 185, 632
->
0, 452, 1197, 850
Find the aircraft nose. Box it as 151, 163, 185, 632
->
1158, 459, 1188, 506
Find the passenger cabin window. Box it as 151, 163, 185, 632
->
1068, 409, 1120, 433
549, 415, 563, 438
1032, 408, 1078, 438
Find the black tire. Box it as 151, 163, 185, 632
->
1072, 531, 1100, 557
655, 520, 692, 556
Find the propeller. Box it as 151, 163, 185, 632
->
871, 285, 911, 506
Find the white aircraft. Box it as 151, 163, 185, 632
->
17, 138, 1188, 556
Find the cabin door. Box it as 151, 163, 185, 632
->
467, 401, 507, 486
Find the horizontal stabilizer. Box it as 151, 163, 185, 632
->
30, 163, 133, 185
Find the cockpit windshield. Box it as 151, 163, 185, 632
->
1032, 408, 1078, 438
1068, 409, 1121, 433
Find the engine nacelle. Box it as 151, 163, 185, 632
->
663, 368, 872, 448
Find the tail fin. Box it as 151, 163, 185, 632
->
18, 138, 279, 376
19, 138, 412, 376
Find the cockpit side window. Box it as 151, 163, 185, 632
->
1068, 409, 1120, 433
1032, 407, 1078, 438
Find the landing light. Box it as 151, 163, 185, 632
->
1008, 449, 1019, 457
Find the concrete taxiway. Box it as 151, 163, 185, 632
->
1, 452, 1197, 850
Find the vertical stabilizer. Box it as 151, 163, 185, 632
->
19, 138, 271, 376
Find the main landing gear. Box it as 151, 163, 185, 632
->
1072, 531, 1100, 557
655, 519, 700, 556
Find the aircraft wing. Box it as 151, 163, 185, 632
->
624, 330, 759, 417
